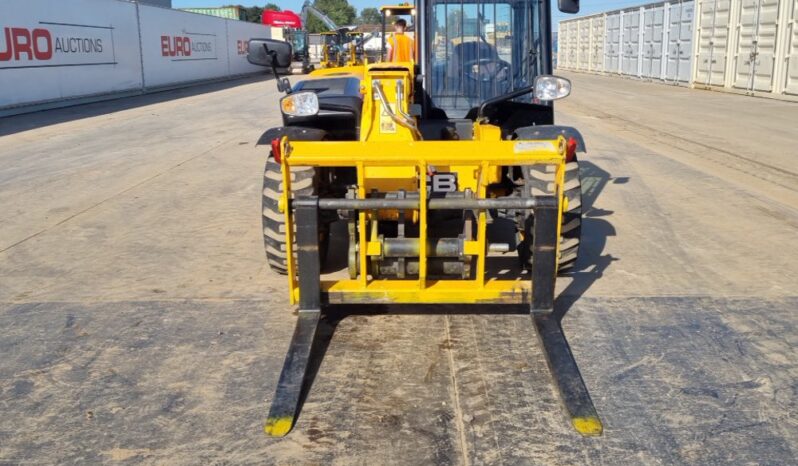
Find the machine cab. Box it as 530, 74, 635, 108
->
422, 0, 555, 118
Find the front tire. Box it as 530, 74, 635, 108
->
517, 158, 583, 273
262, 157, 328, 275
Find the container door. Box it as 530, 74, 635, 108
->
642, 6, 666, 78
666, 1, 695, 82
623, 9, 642, 75
569, 20, 580, 68
733, 0, 780, 91
696, 0, 732, 86
579, 18, 588, 71
643, 8, 656, 77
785, 0, 798, 94
605, 13, 622, 72
591, 15, 606, 72
559, 21, 574, 69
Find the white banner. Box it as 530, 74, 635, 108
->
226, 20, 272, 76
0, 0, 273, 113
0, 0, 142, 108
138, 5, 229, 88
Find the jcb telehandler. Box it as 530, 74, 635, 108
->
248, 0, 600, 438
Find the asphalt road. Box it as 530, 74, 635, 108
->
0, 72, 796, 465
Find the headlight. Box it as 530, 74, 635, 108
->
280, 91, 319, 117
533, 75, 571, 101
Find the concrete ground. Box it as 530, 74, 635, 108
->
0, 72, 797, 465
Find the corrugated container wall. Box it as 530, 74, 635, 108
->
559, 0, 795, 100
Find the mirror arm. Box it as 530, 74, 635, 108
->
476, 85, 535, 122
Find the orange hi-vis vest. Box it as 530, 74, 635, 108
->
388, 33, 415, 62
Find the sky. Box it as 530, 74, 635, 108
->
171, 0, 651, 25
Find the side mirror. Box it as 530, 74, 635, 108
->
247, 38, 292, 68
558, 0, 580, 14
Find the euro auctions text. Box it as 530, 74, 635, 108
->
0, 24, 115, 68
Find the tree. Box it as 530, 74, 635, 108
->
223, 4, 264, 23
304, 0, 356, 33
358, 7, 381, 25
264, 3, 281, 11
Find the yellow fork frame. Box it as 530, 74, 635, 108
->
279, 137, 568, 306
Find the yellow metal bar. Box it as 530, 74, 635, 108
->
321, 279, 531, 304
366, 241, 381, 256
357, 162, 368, 285
280, 137, 298, 305
418, 163, 427, 287
463, 240, 481, 256
286, 140, 564, 167
475, 161, 489, 286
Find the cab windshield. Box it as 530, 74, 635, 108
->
426, 0, 543, 117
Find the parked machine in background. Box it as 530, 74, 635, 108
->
319, 31, 345, 68
345, 31, 368, 67
284, 29, 314, 74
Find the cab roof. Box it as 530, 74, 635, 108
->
379, 4, 415, 14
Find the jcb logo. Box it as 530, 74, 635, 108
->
0, 27, 53, 61
427, 173, 457, 193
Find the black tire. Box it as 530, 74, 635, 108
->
515, 158, 582, 273
262, 156, 328, 275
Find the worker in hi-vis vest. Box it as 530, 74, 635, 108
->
386, 18, 415, 62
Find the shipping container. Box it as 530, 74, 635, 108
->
622, 8, 644, 76
558, 0, 794, 101
551, 31, 560, 68
563, 1, 695, 79
694, 0, 732, 86
605, 11, 623, 73
578, 18, 592, 70
783, 0, 798, 94
566, 20, 580, 69
590, 15, 607, 72
731, 0, 780, 91
642, 4, 666, 78
558, 21, 574, 69
179, 7, 245, 21
666, 1, 694, 82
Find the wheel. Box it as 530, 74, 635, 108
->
513, 157, 582, 273
262, 156, 329, 275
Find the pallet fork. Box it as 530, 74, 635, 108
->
264, 194, 603, 438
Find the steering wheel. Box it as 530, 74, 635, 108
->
463, 58, 512, 83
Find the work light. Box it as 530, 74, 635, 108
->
533, 75, 571, 101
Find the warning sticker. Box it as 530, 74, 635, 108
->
380, 103, 396, 133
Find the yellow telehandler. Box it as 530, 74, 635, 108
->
248, 0, 600, 438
